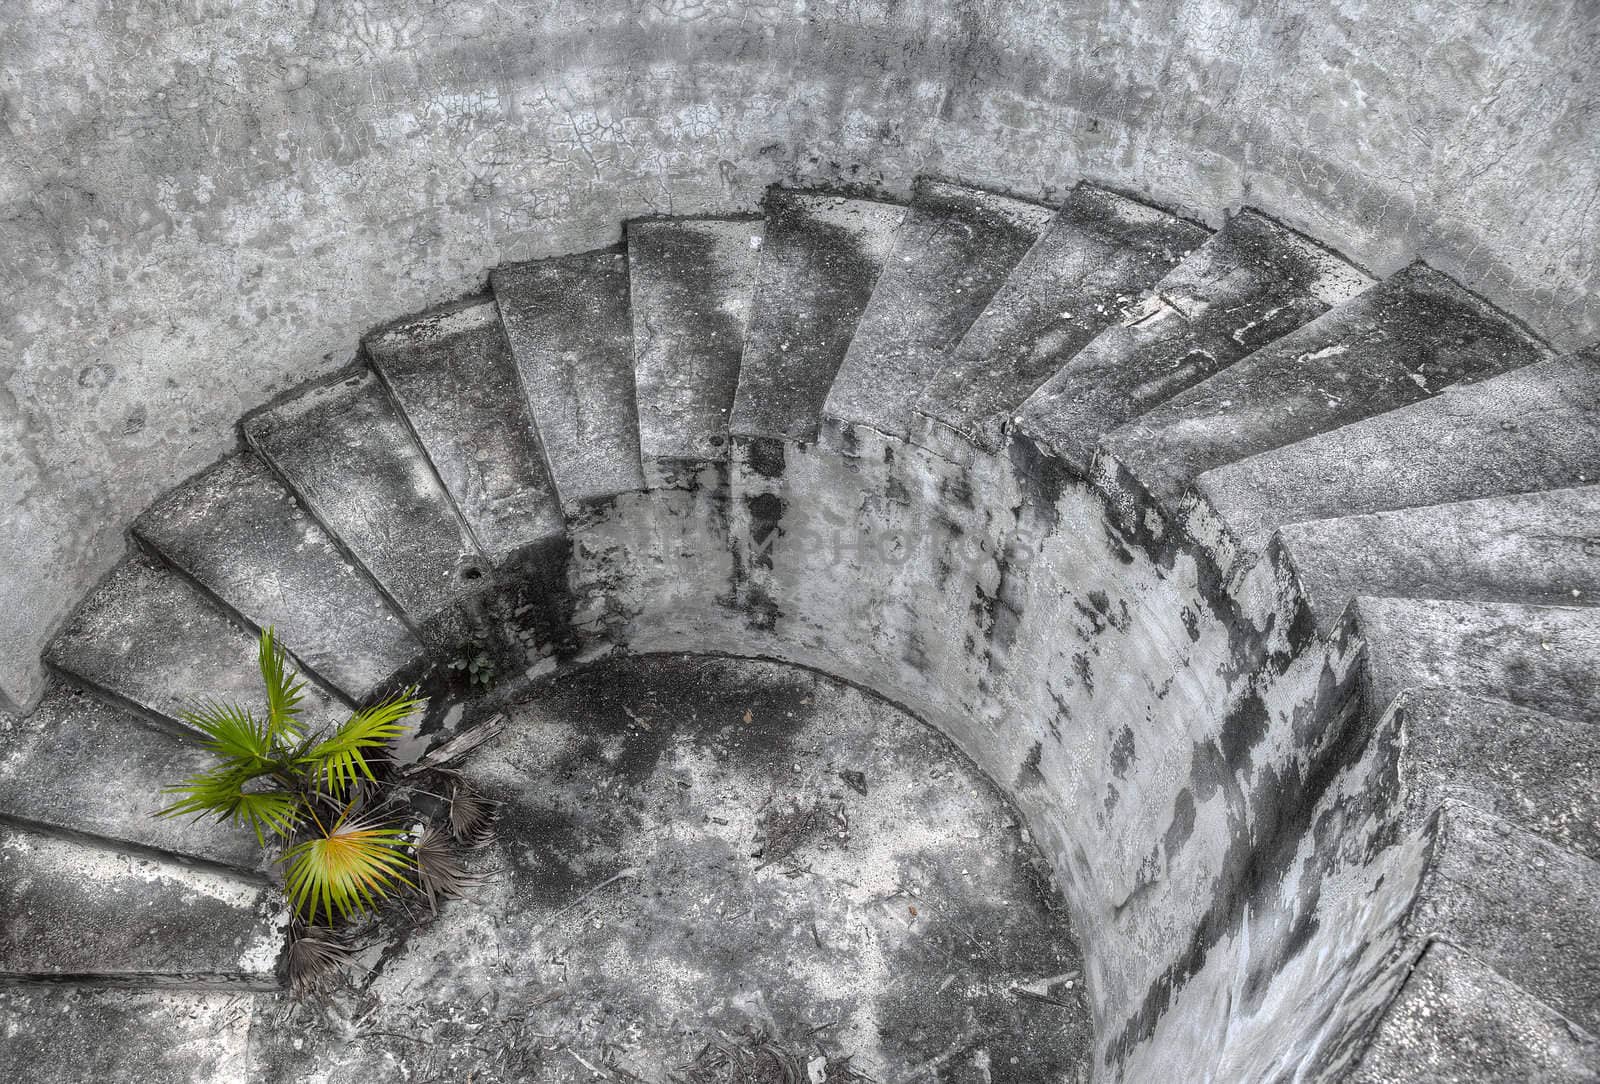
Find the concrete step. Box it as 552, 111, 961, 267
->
911, 182, 1208, 456
627, 215, 764, 482
134, 451, 421, 701
1357, 597, 1599, 727
730, 188, 906, 443
0, 986, 258, 1083
1015, 209, 1372, 472
1196, 346, 1600, 557
0, 685, 259, 870
44, 550, 346, 735
1377, 687, 1600, 863
492, 246, 645, 511
0, 822, 285, 985
243, 370, 484, 626
1281, 485, 1600, 635
1099, 263, 1550, 505
1351, 941, 1599, 1083
823, 178, 1055, 440
365, 297, 566, 564
1402, 802, 1600, 1037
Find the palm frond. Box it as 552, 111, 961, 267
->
180, 700, 274, 766
231, 788, 305, 846
286, 924, 354, 998
282, 812, 415, 924
257, 627, 306, 740
412, 825, 483, 915
158, 767, 301, 846
444, 776, 498, 847
158, 763, 247, 822
302, 691, 425, 795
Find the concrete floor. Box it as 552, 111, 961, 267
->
253, 653, 1093, 1082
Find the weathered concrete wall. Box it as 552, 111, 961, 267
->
2, 0, 1597, 708
554, 426, 1429, 1079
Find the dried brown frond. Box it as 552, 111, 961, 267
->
413, 825, 484, 914
672, 1033, 869, 1084
444, 776, 499, 847
286, 924, 354, 998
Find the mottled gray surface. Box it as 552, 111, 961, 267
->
732, 189, 905, 442
1017, 209, 1372, 471
244, 370, 484, 622
367, 298, 565, 564
249, 654, 1093, 1082
135, 451, 421, 699
1379, 687, 1600, 863
1102, 263, 1551, 504
0, 987, 257, 1084
0, 821, 285, 983
0, 684, 260, 869
628, 216, 763, 476
1280, 485, 1600, 633
914, 184, 1206, 455
1409, 802, 1600, 1034
1352, 942, 1600, 1084
1196, 347, 1600, 558
43, 550, 347, 733
5, 0, 1600, 710
825, 178, 1054, 439
1357, 597, 1600, 725
492, 248, 645, 509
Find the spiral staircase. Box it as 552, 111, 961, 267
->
1, 176, 1597, 1081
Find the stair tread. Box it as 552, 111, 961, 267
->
0, 822, 285, 982
1100, 263, 1551, 505
492, 247, 645, 509
0, 986, 257, 1083
44, 550, 346, 734
1352, 940, 1599, 1083
824, 179, 1055, 439
244, 369, 482, 623
135, 451, 421, 701
1358, 597, 1599, 726
1196, 347, 1600, 555
912, 183, 1208, 455
1281, 485, 1600, 635
1384, 687, 1600, 863
730, 188, 907, 443
1408, 802, 1600, 1036
1016, 209, 1372, 471
628, 216, 764, 476
366, 298, 565, 563
0, 686, 259, 869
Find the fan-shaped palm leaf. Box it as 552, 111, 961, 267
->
158, 766, 301, 846
158, 763, 246, 822
283, 811, 415, 924
444, 776, 498, 847
286, 924, 354, 998
302, 691, 424, 794
180, 701, 274, 767
257, 627, 306, 740
412, 825, 483, 914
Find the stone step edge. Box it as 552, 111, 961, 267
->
123, 528, 367, 709
0, 809, 271, 883
1353, 935, 1600, 1069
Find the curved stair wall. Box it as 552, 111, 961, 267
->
6, 1, 1600, 718
2, 177, 1598, 1082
